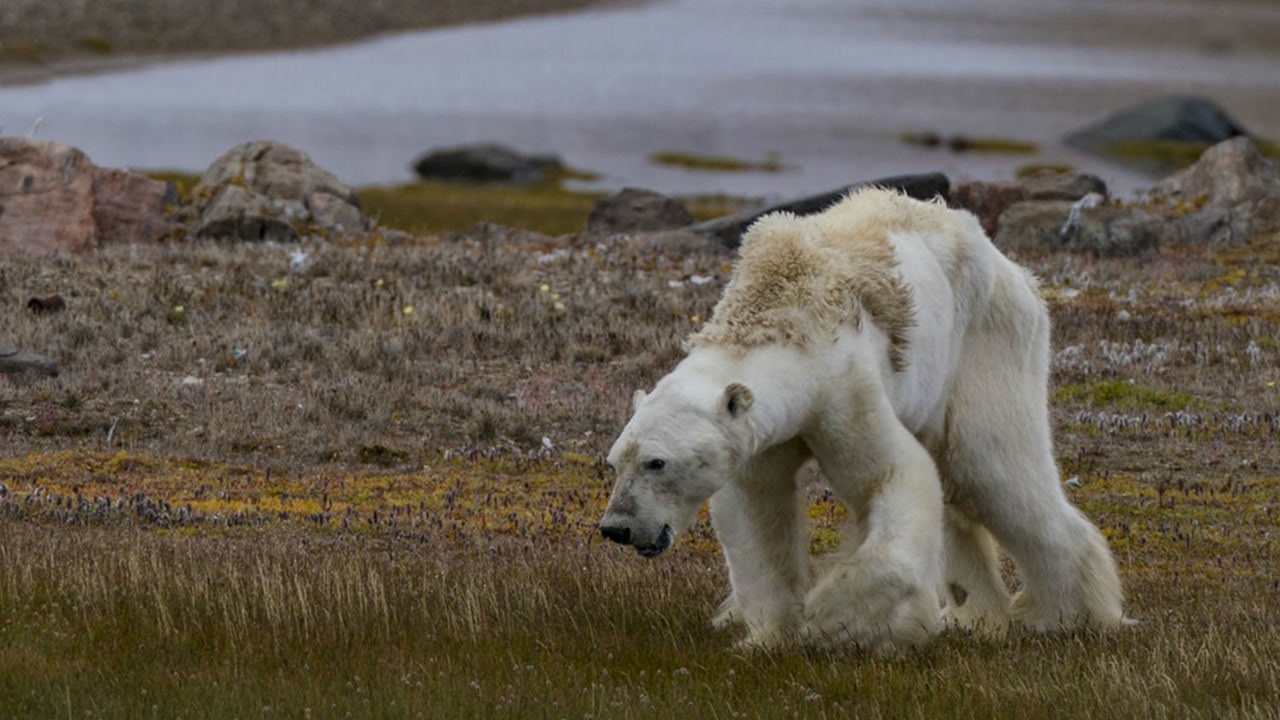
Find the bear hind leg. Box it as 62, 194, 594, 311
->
945, 278, 1126, 630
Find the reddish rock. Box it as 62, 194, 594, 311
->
0, 137, 177, 255
949, 181, 1027, 236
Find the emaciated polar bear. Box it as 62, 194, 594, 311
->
599, 188, 1126, 652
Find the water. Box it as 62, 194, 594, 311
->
2, 0, 1278, 197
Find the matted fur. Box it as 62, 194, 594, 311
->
689, 188, 924, 371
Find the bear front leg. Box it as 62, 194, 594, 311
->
709, 440, 810, 650
803, 422, 945, 653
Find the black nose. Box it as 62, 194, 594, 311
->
600, 525, 632, 544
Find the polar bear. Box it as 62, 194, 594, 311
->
598, 187, 1126, 652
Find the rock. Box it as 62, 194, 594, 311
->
587, 188, 695, 234
686, 173, 951, 248
949, 181, 1027, 237
1018, 168, 1108, 202
1064, 95, 1251, 174
1154, 137, 1280, 208
27, 295, 66, 313
995, 200, 1167, 257
193, 140, 369, 241
196, 184, 298, 242
1066, 95, 1250, 151
1151, 138, 1280, 245
413, 143, 563, 184
0, 137, 177, 255
0, 347, 57, 378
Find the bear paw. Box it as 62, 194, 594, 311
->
711, 594, 742, 631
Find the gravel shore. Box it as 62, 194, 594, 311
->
0, 0, 600, 82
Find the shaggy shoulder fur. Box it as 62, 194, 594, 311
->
690, 188, 925, 371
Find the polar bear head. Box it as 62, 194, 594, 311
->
599, 380, 755, 558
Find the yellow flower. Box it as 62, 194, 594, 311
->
540, 284, 551, 293
403, 306, 414, 315
271, 278, 288, 290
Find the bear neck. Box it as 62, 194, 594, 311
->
680, 344, 819, 453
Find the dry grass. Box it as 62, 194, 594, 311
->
1, 215, 1279, 717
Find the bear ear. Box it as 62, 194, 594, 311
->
723, 383, 754, 418
632, 389, 648, 411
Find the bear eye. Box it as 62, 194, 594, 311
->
644, 458, 666, 471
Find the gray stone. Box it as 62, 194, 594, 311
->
1152, 137, 1280, 244
0, 347, 57, 378
686, 173, 950, 248
1065, 95, 1250, 152
995, 200, 1166, 257
1154, 137, 1280, 208
196, 184, 298, 242
193, 140, 368, 240
588, 188, 694, 234
1018, 169, 1108, 202
413, 143, 563, 184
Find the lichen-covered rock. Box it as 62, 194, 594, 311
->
1152, 137, 1280, 244
995, 200, 1167, 257
193, 140, 369, 240
587, 187, 695, 234
1018, 169, 1108, 202
0, 137, 177, 255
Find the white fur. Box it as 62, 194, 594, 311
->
601, 189, 1126, 653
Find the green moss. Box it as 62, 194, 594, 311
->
649, 151, 784, 173
0, 41, 44, 63
145, 170, 201, 202
947, 136, 1039, 154
1099, 137, 1280, 171
78, 35, 114, 55
360, 180, 737, 236
1055, 379, 1198, 411
1017, 163, 1077, 177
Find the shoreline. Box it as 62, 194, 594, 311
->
0, 0, 607, 86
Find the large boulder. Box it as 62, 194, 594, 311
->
995, 200, 1167, 257
1151, 137, 1280, 244
951, 170, 1107, 237
1064, 95, 1251, 174
686, 173, 950, 248
193, 141, 369, 241
0, 137, 177, 255
413, 143, 563, 184
587, 188, 694, 234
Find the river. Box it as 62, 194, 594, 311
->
2, 0, 1278, 197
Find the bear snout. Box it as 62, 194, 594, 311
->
600, 525, 632, 545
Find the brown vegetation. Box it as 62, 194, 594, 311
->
1, 215, 1279, 717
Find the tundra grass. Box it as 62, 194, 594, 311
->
2, 222, 1280, 717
